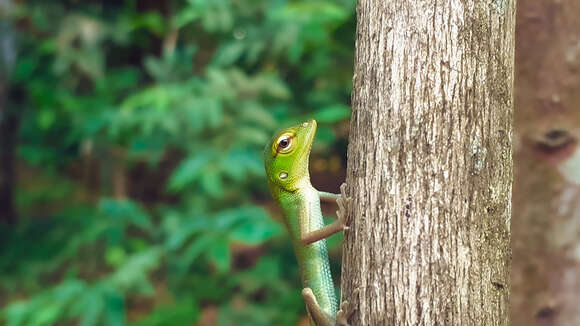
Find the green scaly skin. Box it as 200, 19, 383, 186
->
264, 120, 354, 326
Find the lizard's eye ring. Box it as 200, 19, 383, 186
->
275, 134, 294, 154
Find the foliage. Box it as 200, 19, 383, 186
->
0, 0, 355, 325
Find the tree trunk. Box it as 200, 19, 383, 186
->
512, 1, 580, 325
0, 85, 20, 225
0, 0, 18, 225
341, 1, 516, 325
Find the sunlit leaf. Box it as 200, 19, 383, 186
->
37, 110, 56, 130
105, 246, 127, 267
110, 248, 162, 292
213, 41, 246, 66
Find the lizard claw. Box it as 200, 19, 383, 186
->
336, 183, 351, 231
336, 287, 360, 326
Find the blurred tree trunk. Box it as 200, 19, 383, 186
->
112, 147, 128, 199
341, 0, 516, 325
512, 1, 580, 325
0, 0, 19, 225
0, 86, 20, 225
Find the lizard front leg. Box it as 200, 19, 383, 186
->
302, 183, 351, 245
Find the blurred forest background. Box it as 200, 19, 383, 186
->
0, 0, 354, 325
2, 0, 580, 326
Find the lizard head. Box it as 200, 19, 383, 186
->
264, 120, 317, 197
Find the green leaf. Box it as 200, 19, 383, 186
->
76, 289, 103, 326
38, 110, 56, 130
103, 288, 125, 326
4, 279, 87, 326
210, 206, 283, 245
105, 246, 127, 267
213, 41, 246, 66
110, 248, 162, 291
200, 169, 224, 197
181, 233, 215, 268
4, 301, 30, 326
132, 12, 165, 35
167, 153, 212, 192
164, 213, 211, 250
99, 199, 153, 231
235, 126, 270, 146
230, 218, 282, 245
174, 7, 201, 28
221, 150, 264, 181
131, 299, 200, 326
208, 239, 230, 273
313, 104, 351, 123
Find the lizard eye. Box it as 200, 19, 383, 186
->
278, 137, 290, 149
275, 134, 294, 154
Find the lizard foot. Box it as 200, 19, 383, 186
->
336, 183, 352, 231
336, 288, 360, 326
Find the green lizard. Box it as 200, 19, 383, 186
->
264, 119, 356, 326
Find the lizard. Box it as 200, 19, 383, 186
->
264, 119, 356, 326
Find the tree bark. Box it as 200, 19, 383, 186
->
341, 1, 516, 325
512, 1, 580, 325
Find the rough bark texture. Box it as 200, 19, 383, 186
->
341, 1, 516, 325
512, 1, 580, 325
